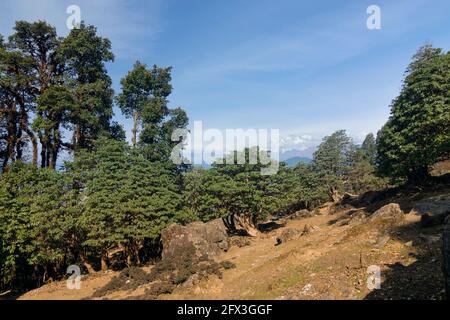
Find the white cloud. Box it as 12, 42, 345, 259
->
0, 0, 163, 59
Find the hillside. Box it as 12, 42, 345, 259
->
283, 156, 313, 167
16, 183, 450, 300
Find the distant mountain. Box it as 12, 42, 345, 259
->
280, 146, 317, 161
282, 156, 312, 167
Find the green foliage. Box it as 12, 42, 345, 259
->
361, 133, 376, 165
1, 21, 116, 169
183, 149, 276, 230
312, 130, 354, 179
0, 162, 74, 290
67, 139, 188, 264
58, 22, 115, 151
3, 20, 446, 296
376, 45, 450, 182
117, 61, 188, 161
311, 130, 386, 197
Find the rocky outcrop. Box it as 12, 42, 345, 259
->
288, 209, 314, 220
369, 203, 404, 224
275, 225, 318, 245
161, 218, 229, 261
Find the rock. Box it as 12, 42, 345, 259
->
220, 260, 236, 270
369, 203, 404, 224
161, 218, 229, 261
348, 210, 368, 225
276, 228, 303, 244
375, 235, 390, 248
405, 241, 413, 247
300, 283, 313, 295
288, 209, 313, 220
335, 209, 367, 226
301, 224, 312, 236
301, 224, 319, 235
229, 236, 251, 248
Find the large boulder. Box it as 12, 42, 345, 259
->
161, 218, 229, 261
369, 203, 404, 224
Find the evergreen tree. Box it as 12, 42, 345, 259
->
57, 23, 115, 151
116, 61, 154, 147
377, 45, 450, 182
0, 162, 74, 290
117, 61, 188, 161
67, 139, 186, 268
8, 21, 62, 168
361, 133, 376, 165
0, 32, 38, 168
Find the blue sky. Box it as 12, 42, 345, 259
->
1, 0, 449, 154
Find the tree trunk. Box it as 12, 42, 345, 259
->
222, 216, 236, 233
101, 254, 109, 272
26, 129, 38, 167
49, 129, 60, 170
329, 186, 342, 203
40, 138, 47, 168
19, 101, 38, 166
233, 214, 260, 237
132, 111, 138, 148
16, 127, 23, 160
80, 255, 95, 274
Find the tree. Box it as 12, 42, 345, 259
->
32, 85, 76, 169
183, 148, 278, 236
312, 130, 354, 178
8, 21, 62, 168
0, 33, 38, 168
67, 139, 186, 268
0, 162, 75, 291
117, 61, 188, 162
57, 23, 115, 152
116, 61, 153, 147
361, 133, 376, 165
376, 45, 450, 182
311, 130, 354, 199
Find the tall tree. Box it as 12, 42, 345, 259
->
0, 33, 38, 168
57, 23, 115, 152
312, 130, 354, 178
0, 161, 75, 290
311, 130, 355, 200
116, 61, 153, 147
117, 61, 188, 161
8, 21, 62, 168
32, 85, 76, 169
361, 133, 376, 165
377, 45, 450, 182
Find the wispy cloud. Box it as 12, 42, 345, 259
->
0, 0, 163, 59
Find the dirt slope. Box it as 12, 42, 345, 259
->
18, 187, 449, 300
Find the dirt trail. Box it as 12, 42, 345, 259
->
18, 190, 448, 300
